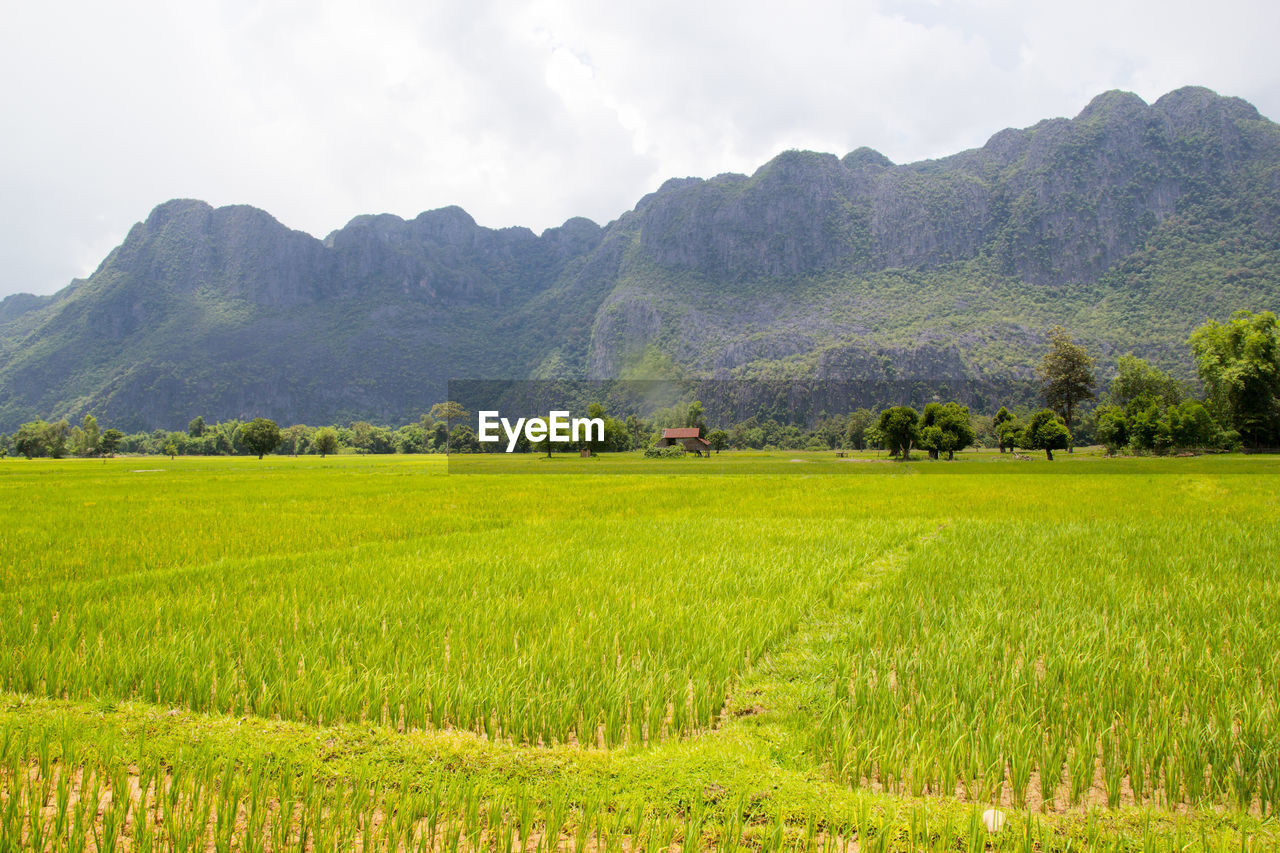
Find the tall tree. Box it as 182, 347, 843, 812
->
430, 401, 470, 455
918, 402, 975, 460
1107, 354, 1183, 409
845, 408, 875, 450
313, 427, 339, 458
684, 400, 707, 435
625, 415, 647, 450
584, 402, 608, 455
876, 406, 919, 459
79, 415, 100, 456
99, 429, 123, 457
992, 407, 1015, 453
1189, 310, 1280, 448
1094, 407, 1130, 454
14, 421, 48, 459
350, 421, 382, 454
1166, 400, 1218, 450
14, 420, 70, 459
239, 418, 281, 459
526, 417, 553, 459
282, 424, 308, 456
1038, 326, 1095, 449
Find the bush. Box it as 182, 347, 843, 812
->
644, 445, 687, 459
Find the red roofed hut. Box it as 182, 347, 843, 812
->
657, 427, 711, 456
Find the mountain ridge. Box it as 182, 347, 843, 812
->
2, 85, 1278, 431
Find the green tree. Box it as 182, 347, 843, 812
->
313, 427, 339, 457
917, 402, 975, 460
163, 440, 178, 459
1189, 310, 1280, 448
350, 421, 374, 453
812, 414, 845, 449
15, 420, 70, 459
1038, 326, 1095, 449
992, 407, 1015, 452
429, 421, 449, 452
1128, 403, 1171, 453
1096, 352, 1229, 454
997, 415, 1024, 453
1108, 354, 1183, 409
1167, 400, 1218, 449
47, 420, 69, 458
430, 401, 470, 455
598, 412, 631, 453
706, 429, 729, 453
527, 417, 553, 458
1023, 409, 1071, 460
448, 424, 479, 453
876, 406, 919, 459
394, 424, 427, 454
582, 402, 609, 455
69, 425, 86, 455
239, 418, 281, 459
844, 408, 875, 450
349, 422, 395, 454
281, 424, 308, 456
211, 420, 239, 455
729, 418, 759, 450
187, 416, 207, 438
14, 421, 48, 459
684, 400, 708, 435
100, 429, 123, 456
1094, 406, 1129, 454
78, 415, 100, 456
625, 415, 648, 450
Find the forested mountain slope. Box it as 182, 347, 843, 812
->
1, 86, 1277, 430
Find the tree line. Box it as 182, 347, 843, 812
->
2, 404, 468, 460
872, 311, 1279, 459
3, 311, 1276, 460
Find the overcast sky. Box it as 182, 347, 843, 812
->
2, 0, 1277, 298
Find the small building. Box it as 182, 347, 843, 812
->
657, 427, 711, 456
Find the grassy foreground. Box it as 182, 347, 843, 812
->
1, 451, 1278, 851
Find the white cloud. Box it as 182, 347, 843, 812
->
1, 0, 1277, 297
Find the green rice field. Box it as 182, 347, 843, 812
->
1, 451, 1278, 851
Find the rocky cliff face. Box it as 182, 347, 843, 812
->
626, 87, 1277, 289
1, 86, 1278, 430
0, 200, 605, 429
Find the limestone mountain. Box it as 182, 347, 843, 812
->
2, 86, 1278, 431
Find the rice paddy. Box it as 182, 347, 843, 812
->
1, 451, 1278, 851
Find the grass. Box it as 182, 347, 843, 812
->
1, 450, 1278, 850
811, 520, 1280, 812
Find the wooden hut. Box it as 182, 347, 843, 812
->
656, 427, 711, 456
